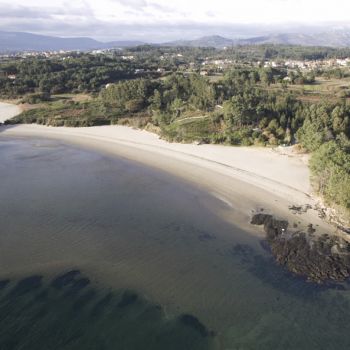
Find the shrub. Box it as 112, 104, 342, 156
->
310, 141, 350, 211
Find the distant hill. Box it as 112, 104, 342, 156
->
238, 32, 350, 47
165, 32, 350, 48
0, 31, 144, 52
238, 33, 318, 46
2, 30, 350, 53
165, 35, 234, 48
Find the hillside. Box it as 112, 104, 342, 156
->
2, 30, 350, 53
239, 32, 350, 47
166, 31, 350, 48
165, 35, 234, 48
0, 31, 144, 52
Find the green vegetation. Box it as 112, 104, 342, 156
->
309, 140, 350, 217
295, 103, 350, 217
10, 99, 114, 127
0, 53, 155, 97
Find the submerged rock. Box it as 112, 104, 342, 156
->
250, 213, 288, 241
251, 214, 350, 283
8, 275, 42, 297
179, 314, 213, 338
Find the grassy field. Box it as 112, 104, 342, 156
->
266, 76, 350, 103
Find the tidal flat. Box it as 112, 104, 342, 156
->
1, 136, 350, 349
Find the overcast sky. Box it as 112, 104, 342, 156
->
0, 0, 349, 41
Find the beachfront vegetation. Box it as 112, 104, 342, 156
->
309, 140, 350, 215
2, 45, 350, 219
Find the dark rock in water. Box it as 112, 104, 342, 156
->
0, 279, 10, 290
72, 290, 97, 311
90, 292, 113, 317
250, 213, 288, 240
51, 270, 81, 289
259, 240, 272, 253
63, 277, 90, 297
35, 289, 49, 302
270, 233, 350, 282
307, 223, 316, 234
0, 272, 214, 350
179, 314, 212, 338
8, 275, 42, 297
35, 306, 48, 319
231, 244, 255, 264
251, 213, 350, 283
118, 291, 138, 307
198, 233, 216, 241
250, 213, 273, 225
288, 204, 312, 214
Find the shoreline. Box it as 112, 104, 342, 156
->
0, 123, 338, 242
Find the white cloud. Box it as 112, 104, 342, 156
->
0, 0, 350, 40
2, 0, 350, 24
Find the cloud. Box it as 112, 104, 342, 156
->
114, 0, 147, 7
0, 0, 350, 42
0, 5, 63, 19
0, 3, 95, 21
1, 14, 343, 43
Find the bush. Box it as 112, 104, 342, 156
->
22, 92, 51, 104
310, 141, 350, 211
296, 118, 324, 151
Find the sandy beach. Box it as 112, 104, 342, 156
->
0, 122, 335, 238
0, 102, 22, 123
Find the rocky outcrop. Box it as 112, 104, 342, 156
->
251, 213, 350, 283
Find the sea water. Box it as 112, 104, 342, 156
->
0, 136, 350, 350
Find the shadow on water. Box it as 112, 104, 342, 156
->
0, 270, 215, 350
0, 280, 10, 291
231, 243, 347, 299
225, 243, 350, 350
7, 275, 43, 298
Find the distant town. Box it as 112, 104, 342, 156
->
1, 45, 350, 84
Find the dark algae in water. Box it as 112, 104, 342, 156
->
0, 271, 215, 350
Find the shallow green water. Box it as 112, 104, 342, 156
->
1, 136, 350, 349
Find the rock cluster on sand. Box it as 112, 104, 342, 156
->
251, 213, 350, 283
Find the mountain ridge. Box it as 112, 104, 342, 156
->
1, 30, 350, 52
166, 32, 350, 48
0, 31, 144, 52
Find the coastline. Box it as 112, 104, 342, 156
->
3, 101, 349, 279
0, 123, 338, 241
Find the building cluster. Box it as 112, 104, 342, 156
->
263, 58, 350, 70
201, 58, 234, 70
0, 50, 75, 59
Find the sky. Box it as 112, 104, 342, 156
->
0, 0, 350, 42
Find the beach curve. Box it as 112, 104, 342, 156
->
0, 123, 334, 238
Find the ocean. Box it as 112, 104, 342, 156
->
1, 136, 350, 349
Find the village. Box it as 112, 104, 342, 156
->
1, 45, 350, 83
